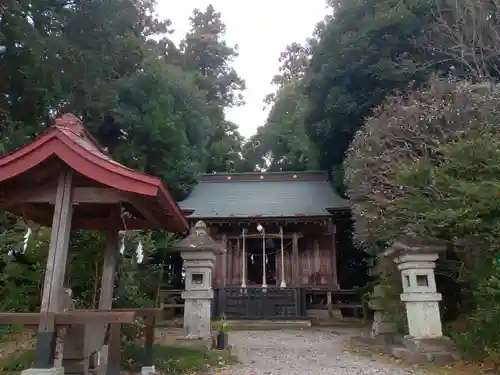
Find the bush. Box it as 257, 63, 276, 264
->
344, 77, 500, 253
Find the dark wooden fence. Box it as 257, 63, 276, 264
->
213, 286, 306, 319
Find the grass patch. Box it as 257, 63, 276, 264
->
1, 344, 237, 375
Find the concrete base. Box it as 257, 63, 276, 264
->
176, 336, 212, 349
140, 365, 156, 375
349, 335, 459, 365
21, 368, 64, 375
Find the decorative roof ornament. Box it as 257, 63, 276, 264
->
173, 221, 226, 254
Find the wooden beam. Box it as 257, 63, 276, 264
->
126, 194, 162, 228
0, 187, 127, 207
72, 217, 150, 230
227, 233, 303, 240
0, 311, 136, 327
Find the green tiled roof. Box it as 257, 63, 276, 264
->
178, 171, 349, 219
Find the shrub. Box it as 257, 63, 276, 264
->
344, 77, 500, 253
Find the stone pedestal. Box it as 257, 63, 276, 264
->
173, 221, 225, 348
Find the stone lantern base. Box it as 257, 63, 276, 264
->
391, 336, 459, 365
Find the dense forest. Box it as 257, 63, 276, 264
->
2, 0, 500, 363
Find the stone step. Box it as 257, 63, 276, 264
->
311, 318, 367, 328
225, 319, 312, 330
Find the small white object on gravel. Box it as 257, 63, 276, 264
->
222, 328, 427, 375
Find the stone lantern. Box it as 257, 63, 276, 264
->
173, 221, 225, 347
369, 284, 396, 342
386, 236, 457, 364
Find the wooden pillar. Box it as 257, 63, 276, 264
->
233, 238, 241, 285
221, 234, 227, 287
313, 239, 320, 274
292, 232, 299, 286
327, 291, 333, 317
226, 238, 232, 285
96, 209, 120, 369
99, 224, 120, 309
35, 169, 74, 368
106, 323, 122, 375
142, 314, 156, 369
331, 230, 339, 289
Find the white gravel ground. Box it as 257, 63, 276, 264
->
221, 329, 427, 375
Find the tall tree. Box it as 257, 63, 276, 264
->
205, 120, 245, 173
181, 5, 245, 109
244, 81, 318, 172
431, 0, 500, 80
245, 35, 318, 172
180, 5, 246, 172
303, 0, 447, 173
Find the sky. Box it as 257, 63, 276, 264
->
155, 1, 329, 138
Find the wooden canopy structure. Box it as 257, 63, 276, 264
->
0, 113, 189, 374
0, 113, 188, 232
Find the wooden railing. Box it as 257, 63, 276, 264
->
0, 308, 161, 374
303, 286, 369, 322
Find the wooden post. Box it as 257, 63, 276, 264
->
241, 229, 246, 288
35, 169, 73, 368
99, 227, 120, 309
97, 209, 120, 369
143, 314, 156, 368
235, 237, 241, 285
106, 324, 122, 375
331, 230, 339, 289
221, 234, 227, 287
327, 292, 333, 318
226, 238, 232, 285
292, 232, 299, 286
313, 239, 320, 274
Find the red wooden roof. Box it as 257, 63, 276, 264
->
0, 113, 189, 232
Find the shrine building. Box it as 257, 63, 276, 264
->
178, 171, 357, 319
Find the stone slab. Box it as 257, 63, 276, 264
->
391, 345, 459, 365
350, 334, 459, 365
140, 365, 156, 375
21, 368, 64, 375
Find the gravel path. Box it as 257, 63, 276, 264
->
221, 329, 427, 375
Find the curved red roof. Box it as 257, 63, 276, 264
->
0, 113, 189, 232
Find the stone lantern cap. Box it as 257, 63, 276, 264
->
172, 221, 226, 254
384, 234, 446, 258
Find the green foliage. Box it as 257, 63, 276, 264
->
450, 264, 500, 362
372, 257, 407, 332
395, 134, 500, 259
1, 343, 236, 374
